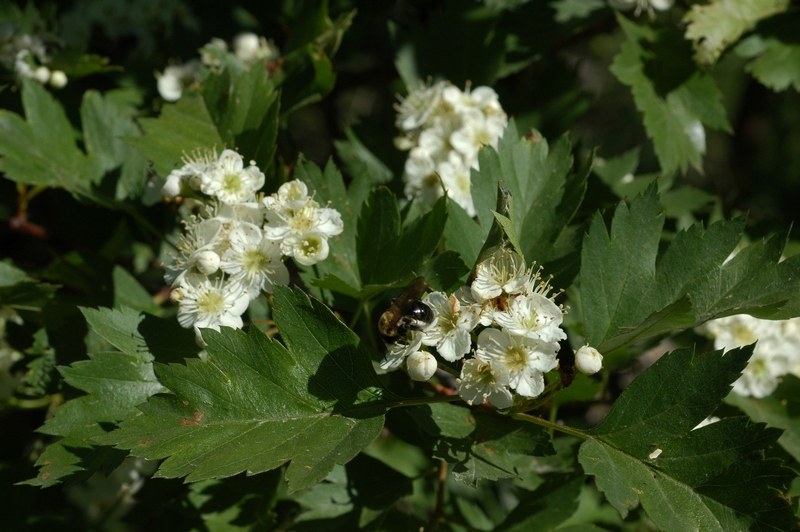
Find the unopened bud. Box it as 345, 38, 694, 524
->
49, 70, 67, 88
162, 172, 183, 198
575, 345, 602, 375
33, 66, 50, 84
407, 351, 437, 381
195, 250, 220, 274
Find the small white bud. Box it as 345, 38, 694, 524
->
575, 345, 602, 375
48, 70, 67, 88
195, 250, 221, 274
407, 351, 437, 381
33, 66, 50, 84
161, 172, 183, 198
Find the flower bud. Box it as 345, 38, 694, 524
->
49, 70, 67, 89
33, 66, 50, 84
194, 250, 221, 274
162, 172, 183, 198
575, 345, 602, 375
407, 351, 437, 381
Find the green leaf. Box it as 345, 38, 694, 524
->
471, 123, 587, 274
126, 92, 224, 178
80, 89, 148, 200
726, 374, 800, 462
24, 307, 196, 487
739, 35, 800, 92
276, 43, 336, 115
579, 345, 797, 529
581, 185, 800, 354
496, 474, 583, 531
111, 266, 160, 315
357, 188, 446, 287
410, 403, 554, 486
102, 287, 391, 493
0, 79, 102, 194
684, 0, 790, 65
333, 127, 393, 185
444, 199, 487, 273
419, 250, 471, 294
611, 16, 731, 174
0, 261, 57, 312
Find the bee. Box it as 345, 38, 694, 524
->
378, 276, 435, 344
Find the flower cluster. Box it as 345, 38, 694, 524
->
394, 81, 508, 217
608, 0, 673, 16
0, 33, 67, 88
699, 314, 800, 398
380, 248, 603, 408
163, 148, 343, 344
157, 32, 279, 101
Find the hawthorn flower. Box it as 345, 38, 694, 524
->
157, 60, 201, 102
164, 217, 224, 286
395, 80, 445, 132
493, 292, 567, 343
162, 149, 218, 198
379, 331, 424, 372
232, 32, 279, 67
200, 149, 265, 205
220, 223, 288, 297
422, 291, 480, 362
407, 351, 438, 381
457, 358, 513, 408
283, 231, 331, 266
172, 273, 250, 345
471, 248, 528, 301
698, 314, 800, 398
437, 152, 475, 217
475, 328, 559, 398
575, 345, 603, 375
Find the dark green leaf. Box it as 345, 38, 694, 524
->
126, 92, 223, 178
496, 474, 583, 531
0, 80, 102, 194
410, 403, 554, 486
102, 287, 391, 492
580, 345, 797, 529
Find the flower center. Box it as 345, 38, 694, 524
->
301, 237, 320, 255
242, 249, 268, 274
197, 290, 225, 315
505, 346, 528, 373
222, 172, 244, 194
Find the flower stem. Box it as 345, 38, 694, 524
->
510, 411, 588, 439
387, 394, 463, 409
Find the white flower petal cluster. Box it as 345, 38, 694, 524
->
157, 33, 279, 101
0, 308, 24, 401
395, 81, 508, 217
379, 248, 583, 410
608, 0, 673, 16
699, 315, 800, 398
0, 33, 67, 88
162, 150, 342, 345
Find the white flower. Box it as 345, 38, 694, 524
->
471, 248, 528, 301
493, 292, 567, 343
165, 217, 224, 286
395, 80, 445, 132
422, 291, 480, 362
162, 149, 218, 198
574, 345, 603, 375
220, 222, 288, 297
407, 351, 437, 381
157, 61, 201, 102
200, 150, 265, 204
732, 351, 780, 398
475, 328, 558, 398
379, 331, 424, 372
233, 32, 279, 67
172, 273, 250, 344
284, 231, 330, 266
457, 358, 513, 408
608, 0, 673, 15
437, 152, 475, 217
265, 179, 311, 211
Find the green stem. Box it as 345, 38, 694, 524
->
386, 394, 463, 409
348, 299, 365, 330
511, 412, 588, 439
6, 395, 56, 409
